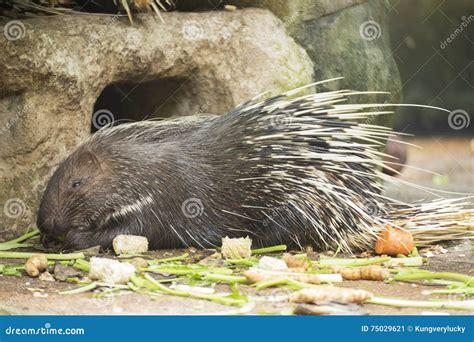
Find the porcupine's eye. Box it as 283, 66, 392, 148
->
71, 180, 82, 189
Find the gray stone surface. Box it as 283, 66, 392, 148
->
180, 0, 401, 127
290, 0, 401, 114
0, 9, 314, 240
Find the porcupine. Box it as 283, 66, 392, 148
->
37, 79, 472, 251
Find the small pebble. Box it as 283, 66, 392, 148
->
54, 262, 80, 281
38, 271, 55, 282
224, 4, 237, 11
33, 292, 48, 298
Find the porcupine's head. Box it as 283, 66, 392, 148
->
37, 144, 121, 249
37, 117, 216, 251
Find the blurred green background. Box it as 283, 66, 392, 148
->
388, 0, 473, 135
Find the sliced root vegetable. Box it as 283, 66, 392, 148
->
25, 254, 48, 277
221, 236, 252, 259
282, 253, 310, 270
317, 256, 391, 267
290, 286, 373, 304
375, 225, 414, 256
330, 265, 390, 281
245, 268, 342, 285
112, 235, 149, 255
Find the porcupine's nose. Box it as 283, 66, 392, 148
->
37, 213, 67, 247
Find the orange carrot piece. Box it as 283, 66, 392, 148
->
374, 225, 414, 256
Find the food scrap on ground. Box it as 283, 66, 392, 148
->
25, 254, 48, 277
221, 236, 252, 259
374, 225, 414, 256
290, 287, 373, 304
0, 230, 473, 314
89, 257, 136, 284
112, 235, 149, 255
330, 265, 390, 281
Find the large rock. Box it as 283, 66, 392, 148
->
180, 0, 401, 125
0, 9, 314, 240
291, 0, 401, 107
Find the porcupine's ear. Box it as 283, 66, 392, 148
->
74, 148, 103, 170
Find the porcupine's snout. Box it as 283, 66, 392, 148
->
36, 195, 72, 247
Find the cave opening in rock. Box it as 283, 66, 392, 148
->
91, 77, 194, 133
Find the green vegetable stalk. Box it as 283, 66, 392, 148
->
0, 251, 85, 260
251, 245, 287, 255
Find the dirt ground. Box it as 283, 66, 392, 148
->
0, 137, 472, 315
